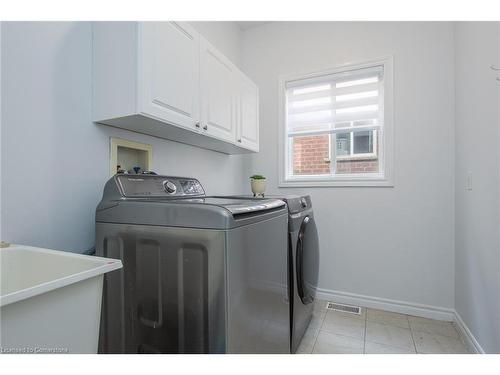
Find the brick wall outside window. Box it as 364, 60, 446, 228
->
336, 159, 379, 173
292, 135, 379, 175
292, 135, 330, 175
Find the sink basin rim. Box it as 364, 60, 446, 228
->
0, 244, 122, 307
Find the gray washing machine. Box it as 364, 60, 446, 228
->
219, 194, 320, 353
95, 174, 290, 354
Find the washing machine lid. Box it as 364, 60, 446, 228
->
96, 175, 286, 229
173, 197, 285, 215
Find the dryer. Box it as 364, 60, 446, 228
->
282, 195, 320, 353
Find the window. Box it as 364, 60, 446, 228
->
336, 128, 377, 159
279, 58, 394, 187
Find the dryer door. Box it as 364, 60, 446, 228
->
296, 215, 320, 305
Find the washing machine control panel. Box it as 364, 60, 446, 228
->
116, 175, 205, 198
179, 179, 204, 195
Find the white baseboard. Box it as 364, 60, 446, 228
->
453, 311, 484, 354
315, 288, 455, 321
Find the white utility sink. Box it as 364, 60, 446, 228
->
0, 244, 122, 354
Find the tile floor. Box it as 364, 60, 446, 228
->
296, 300, 472, 354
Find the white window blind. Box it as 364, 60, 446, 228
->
285, 65, 384, 136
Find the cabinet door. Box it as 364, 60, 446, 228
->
200, 38, 237, 142
237, 74, 259, 152
139, 22, 200, 131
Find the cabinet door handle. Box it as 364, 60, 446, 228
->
203, 125, 208, 130
195, 122, 200, 128
237, 139, 242, 143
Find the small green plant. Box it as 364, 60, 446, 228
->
250, 174, 266, 180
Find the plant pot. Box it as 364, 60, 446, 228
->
250, 179, 267, 197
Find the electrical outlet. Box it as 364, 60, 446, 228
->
466, 172, 473, 191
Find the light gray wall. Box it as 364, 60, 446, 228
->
454, 22, 500, 353
191, 21, 242, 67
0, 23, 3, 242
0, 21, 245, 253
241, 22, 456, 309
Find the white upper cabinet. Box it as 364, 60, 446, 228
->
138, 22, 200, 131
200, 38, 237, 143
92, 21, 259, 154
236, 73, 259, 152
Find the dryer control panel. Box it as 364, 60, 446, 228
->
115, 175, 205, 198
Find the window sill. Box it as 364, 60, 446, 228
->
279, 175, 394, 188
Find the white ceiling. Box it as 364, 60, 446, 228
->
235, 21, 270, 31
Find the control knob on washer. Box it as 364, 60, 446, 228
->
300, 197, 307, 208
163, 181, 177, 194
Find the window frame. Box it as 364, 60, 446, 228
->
278, 56, 394, 187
